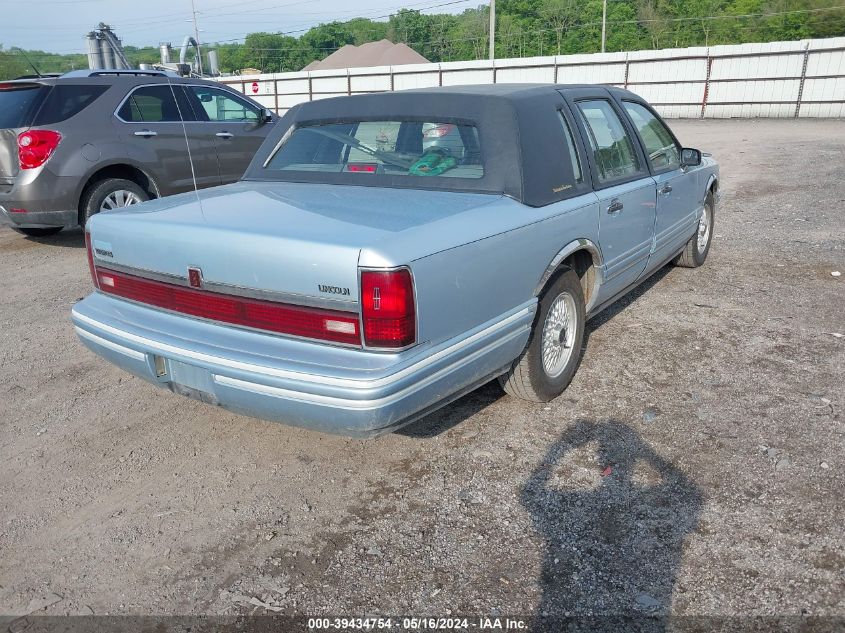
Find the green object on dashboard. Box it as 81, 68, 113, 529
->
409, 152, 457, 176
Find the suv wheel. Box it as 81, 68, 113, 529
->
81, 178, 149, 225
13, 227, 63, 238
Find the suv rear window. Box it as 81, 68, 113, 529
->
265, 120, 483, 179
33, 84, 108, 125
0, 83, 49, 129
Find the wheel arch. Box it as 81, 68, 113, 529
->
76, 162, 160, 225
535, 239, 604, 313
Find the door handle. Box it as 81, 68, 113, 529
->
133, 129, 157, 137
606, 200, 624, 215
658, 184, 673, 195
215, 132, 234, 139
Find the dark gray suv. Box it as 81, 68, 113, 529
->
0, 70, 276, 237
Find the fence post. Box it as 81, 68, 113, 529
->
553, 57, 559, 84
700, 50, 712, 119
307, 74, 313, 102
273, 79, 279, 114
390, 67, 395, 92
795, 42, 811, 118
623, 53, 629, 89
347, 71, 352, 96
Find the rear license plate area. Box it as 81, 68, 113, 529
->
156, 356, 219, 405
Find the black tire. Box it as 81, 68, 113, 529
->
498, 267, 586, 402
675, 191, 715, 268
12, 227, 63, 237
80, 178, 150, 226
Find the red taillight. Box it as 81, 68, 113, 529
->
18, 130, 61, 170
85, 231, 98, 289
423, 124, 455, 139
346, 163, 378, 173
94, 267, 361, 345
360, 269, 416, 348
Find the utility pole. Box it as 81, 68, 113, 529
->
191, 0, 203, 75
489, 0, 496, 60
601, 0, 607, 53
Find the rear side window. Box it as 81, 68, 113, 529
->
0, 83, 49, 129
266, 120, 484, 179
117, 85, 188, 122
576, 99, 641, 184
558, 111, 583, 184
34, 85, 108, 125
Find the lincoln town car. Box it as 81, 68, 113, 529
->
71, 84, 719, 437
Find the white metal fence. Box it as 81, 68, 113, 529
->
219, 37, 845, 118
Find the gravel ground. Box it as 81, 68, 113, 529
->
0, 119, 843, 628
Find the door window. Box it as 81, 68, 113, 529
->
188, 86, 259, 122
623, 102, 680, 172
576, 100, 641, 184
117, 85, 188, 122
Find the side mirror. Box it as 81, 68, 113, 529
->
680, 147, 702, 167
262, 108, 274, 124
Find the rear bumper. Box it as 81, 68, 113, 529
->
71, 293, 534, 437
0, 204, 77, 229
0, 169, 80, 228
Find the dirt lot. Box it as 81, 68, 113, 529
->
0, 119, 843, 627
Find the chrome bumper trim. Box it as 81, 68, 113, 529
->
74, 326, 146, 361
71, 305, 534, 391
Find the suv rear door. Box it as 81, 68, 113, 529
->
0, 82, 50, 192
114, 83, 221, 194
564, 88, 656, 295
184, 84, 270, 183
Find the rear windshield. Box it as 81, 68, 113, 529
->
265, 120, 483, 179
34, 84, 108, 125
0, 83, 49, 129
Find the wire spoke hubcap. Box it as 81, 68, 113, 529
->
697, 204, 712, 253
101, 190, 141, 211
541, 292, 578, 378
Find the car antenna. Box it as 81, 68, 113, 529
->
166, 74, 204, 206
13, 48, 44, 78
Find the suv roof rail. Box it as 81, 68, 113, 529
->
60, 69, 180, 78
14, 73, 63, 80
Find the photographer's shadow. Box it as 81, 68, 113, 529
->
522, 420, 702, 632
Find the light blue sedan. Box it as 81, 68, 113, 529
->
72, 84, 719, 437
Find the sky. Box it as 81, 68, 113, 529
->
0, 0, 476, 54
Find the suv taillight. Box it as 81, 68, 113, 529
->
360, 269, 416, 348
18, 130, 61, 170
85, 230, 98, 289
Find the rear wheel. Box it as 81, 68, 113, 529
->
80, 178, 149, 225
12, 227, 62, 237
498, 267, 586, 402
675, 191, 715, 268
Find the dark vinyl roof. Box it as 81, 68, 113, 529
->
244, 84, 643, 207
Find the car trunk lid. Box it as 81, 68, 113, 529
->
87, 181, 500, 312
